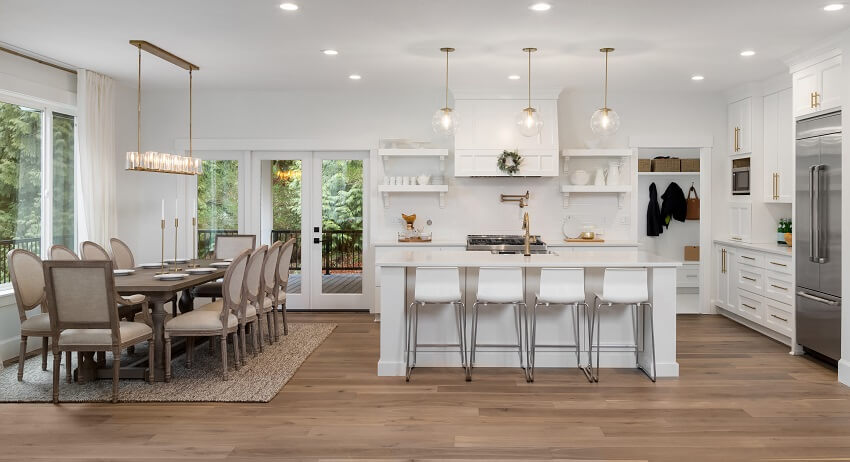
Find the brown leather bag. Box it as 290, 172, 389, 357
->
686, 185, 700, 220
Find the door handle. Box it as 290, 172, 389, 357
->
313, 237, 322, 244
797, 291, 840, 305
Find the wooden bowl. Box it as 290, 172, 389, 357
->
784, 233, 792, 247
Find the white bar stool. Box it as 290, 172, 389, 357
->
469, 266, 527, 381
528, 268, 591, 382
405, 267, 467, 382
589, 268, 656, 382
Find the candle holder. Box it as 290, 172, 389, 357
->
172, 217, 183, 272
188, 217, 199, 268
156, 219, 168, 275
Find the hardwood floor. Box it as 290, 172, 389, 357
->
2, 313, 850, 461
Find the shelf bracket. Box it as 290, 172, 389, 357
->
439, 155, 446, 173
381, 156, 390, 171
618, 192, 626, 209
561, 191, 570, 208
382, 192, 390, 209
439, 191, 447, 208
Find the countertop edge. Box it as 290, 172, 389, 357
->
713, 239, 793, 256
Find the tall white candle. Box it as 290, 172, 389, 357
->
161, 200, 165, 220
175, 198, 179, 220
192, 199, 197, 219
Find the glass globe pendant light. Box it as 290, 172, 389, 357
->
590, 47, 620, 136
516, 47, 543, 137
432, 47, 459, 135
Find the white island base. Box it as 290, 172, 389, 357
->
376, 250, 681, 378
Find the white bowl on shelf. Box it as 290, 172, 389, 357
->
570, 169, 590, 185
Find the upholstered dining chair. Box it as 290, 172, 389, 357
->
80, 241, 147, 324
109, 238, 135, 269
192, 234, 256, 301
50, 244, 79, 261
275, 238, 297, 336
260, 241, 283, 344
80, 241, 111, 261
42, 260, 154, 403
8, 249, 55, 381
166, 249, 249, 381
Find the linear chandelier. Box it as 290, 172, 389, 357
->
125, 40, 202, 175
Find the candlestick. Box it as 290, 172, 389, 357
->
188, 216, 199, 268
156, 219, 167, 275
172, 216, 182, 272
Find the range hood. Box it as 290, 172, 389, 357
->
453, 98, 560, 177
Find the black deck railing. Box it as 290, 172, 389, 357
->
198, 229, 362, 274
0, 237, 41, 285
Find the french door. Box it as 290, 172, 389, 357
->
253, 151, 368, 311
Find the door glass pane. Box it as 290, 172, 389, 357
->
52, 112, 75, 248
0, 101, 42, 285
197, 159, 238, 258
321, 159, 363, 294
271, 160, 302, 294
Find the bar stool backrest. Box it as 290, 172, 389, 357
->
538, 268, 585, 304
414, 267, 461, 303
601, 268, 648, 304
477, 267, 524, 303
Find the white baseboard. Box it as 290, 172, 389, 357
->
839, 359, 850, 387
0, 335, 41, 368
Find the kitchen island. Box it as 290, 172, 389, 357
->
376, 249, 682, 378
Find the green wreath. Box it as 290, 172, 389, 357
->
497, 150, 522, 175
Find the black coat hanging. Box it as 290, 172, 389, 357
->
647, 182, 664, 237
660, 182, 687, 227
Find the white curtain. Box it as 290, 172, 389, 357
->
76, 69, 117, 245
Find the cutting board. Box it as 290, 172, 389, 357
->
565, 238, 606, 243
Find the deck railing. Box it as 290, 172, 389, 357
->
0, 237, 41, 285
198, 229, 362, 274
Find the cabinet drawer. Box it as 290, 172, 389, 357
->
764, 300, 793, 336
764, 270, 794, 304
764, 255, 792, 274
736, 251, 764, 268
737, 264, 764, 295
737, 289, 766, 324
677, 266, 700, 288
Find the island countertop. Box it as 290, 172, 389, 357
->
375, 249, 682, 268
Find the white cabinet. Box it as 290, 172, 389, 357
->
454, 99, 559, 177
728, 97, 752, 155
793, 54, 842, 118
762, 88, 793, 203
714, 245, 736, 311
728, 202, 752, 242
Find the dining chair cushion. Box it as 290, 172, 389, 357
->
261, 296, 275, 310
58, 321, 152, 347
196, 300, 257, 319
124, 294, 146, 304
20, 312, 51, 334
165, 310, 238, 331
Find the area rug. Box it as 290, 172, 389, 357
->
0, 322, 335, 403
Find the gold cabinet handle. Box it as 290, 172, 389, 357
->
811, 91, 816, 108
742, 303, 756, 310
814, 91, 820, 107
742, 255, 755, 260
770, 261, 787, 267
721, 248, 726, 273
742, 276, 757, 282
770, 313, 788, 322
773, 173, 778, 200
770, 284, 788, 291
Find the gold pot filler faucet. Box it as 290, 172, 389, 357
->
500, 191, 532, 256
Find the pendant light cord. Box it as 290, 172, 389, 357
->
445, 49, 449, 109
604, 50, 608, 109
528, 49, 532, 108
189, 69, 193, 157
137, 45, 141, 156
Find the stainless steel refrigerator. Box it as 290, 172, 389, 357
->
796, 111, 842, 362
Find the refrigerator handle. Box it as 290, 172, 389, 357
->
797, 290, 840, 305
809, 165, 817, 262
814, 164, 826, 264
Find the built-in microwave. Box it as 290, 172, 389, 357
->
732, 157, 750, 195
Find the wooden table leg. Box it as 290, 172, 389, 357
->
178, 289, 195, 313
149, 294, 171, 381
75, 352, 98, 383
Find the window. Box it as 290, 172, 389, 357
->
0, 98, 76, 287
197, 159, 239, 258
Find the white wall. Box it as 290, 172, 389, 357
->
839, 32, 850, 387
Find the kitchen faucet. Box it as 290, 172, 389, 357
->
522, 212, 531, 256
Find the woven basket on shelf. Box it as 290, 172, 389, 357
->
651, 158, 680, 172
638, 159, 651, 172
680, 158, 700, 172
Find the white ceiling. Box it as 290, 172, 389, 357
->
1, 0, 849, 94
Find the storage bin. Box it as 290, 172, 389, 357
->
681, 158, 700, 172
652, 157, 681, 172
638, 159, 651, 172
684, 245, 700, 261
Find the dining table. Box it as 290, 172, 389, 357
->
113, 260, 227, 381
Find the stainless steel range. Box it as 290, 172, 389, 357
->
466, 234, 547, 254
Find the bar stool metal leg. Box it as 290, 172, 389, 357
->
404, 301, 416, 382
636, 302, 657, 382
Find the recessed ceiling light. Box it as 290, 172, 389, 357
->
508, 74, 521, 80
349, 74, 361, 80
691, 75, 705, 81
740, 50, 756, 57
529, 2, 552, 11
279, 2, 298, 11
824, 3, 845, 11
322, 49, 339, 56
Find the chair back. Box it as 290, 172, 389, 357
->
538, 268, 585, 305
243, 246, 268, 305
8, 249, 46, 321
80, 241, 110, 261
601, 268, 648, 304
414, 267, 462, 303
214, 234, 256, 260
50, 245, 79, 261
221, 249, 250, 321
263, 241, 283, 297
42, 260, 118, 339
275, 238, 296, 297
476, 266, 524, 303
109, 238, 135, 269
